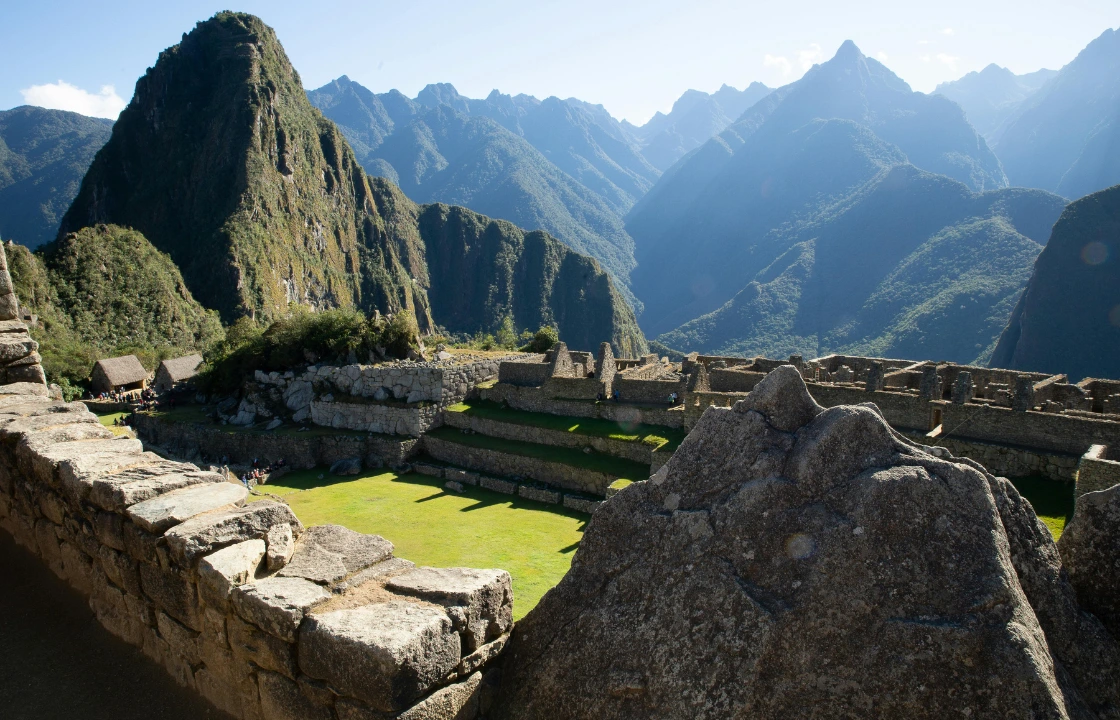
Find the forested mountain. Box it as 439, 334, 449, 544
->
627, 41, 1009, 339
934, 64, 1056, 141
0, 106, 112, 248
623, 82, 772, 171
6, 225, 222, 384
991, 184, 1120, 380
308, 76, 653, 303
994, 27, 1120, 200
310, 78, 639, 296
657, 165, 1065, 363
54, 13, 644, 356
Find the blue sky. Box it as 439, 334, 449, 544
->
2, 0, 1116, 123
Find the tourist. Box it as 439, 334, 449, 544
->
612, 389, 620, 402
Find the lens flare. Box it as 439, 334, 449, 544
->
1081, 241, 1108, 265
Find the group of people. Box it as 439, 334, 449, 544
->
87, 387, 174, 412
239, 457, 286, 487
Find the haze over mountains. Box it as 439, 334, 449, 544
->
1, 14, 1118, 379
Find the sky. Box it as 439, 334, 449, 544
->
2, 0, 1116, 124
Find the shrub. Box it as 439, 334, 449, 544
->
526, 325, 559, 353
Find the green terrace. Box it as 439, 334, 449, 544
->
425, 426, 651, 481
256, 469, 587, 619
446, 399, 686, 453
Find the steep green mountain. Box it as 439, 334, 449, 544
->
934, 64, 1056, 141
58, 12, 432, 329
624, 82, 773, 171
658, 167, 1065, 363
309, 77, 642, 306
991, 184, 1120, 380
627, 41, 1009, 337
367, 179, 646, 356
994, 27, 1120, 200
0, 107, 113, 248
5, 224, 223, 384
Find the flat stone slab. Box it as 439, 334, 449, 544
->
198, 539, 266, 607
165, 501, 302, 566
127, 482, 248, 533
278, 524, 394, 586
231, 576, 332, 642
299, 601, 460, 712
91, 468, 225, 512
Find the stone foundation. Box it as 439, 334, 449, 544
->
441, 411, 655, 465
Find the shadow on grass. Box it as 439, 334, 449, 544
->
559, 540, 581, 554
266, 469, 380, 493
1010, 475, 1074, 526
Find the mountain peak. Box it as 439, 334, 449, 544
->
834, 39, 864, 62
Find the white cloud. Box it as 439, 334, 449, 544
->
941, 27, 955, 35
920, 54, 932, 63
936, 53, 960, 70
918, 39, 931, 45
798, 43, 824, 70
764, 54, 793, 77
19, 81, 125, 119
876, 51, 889, 62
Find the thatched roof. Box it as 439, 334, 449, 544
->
93, 355, 147, 386
157, 354, 203, 383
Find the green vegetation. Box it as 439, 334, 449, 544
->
200, 308, 420, 394
0, 106, 113, 248
447, 399, 684, 452
426, 426, 650, 481
1009, 475, 1074, 539
260, 469, 586, 618
6, 226, 223, 387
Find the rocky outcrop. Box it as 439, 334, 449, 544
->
493, 365, 1120, 719
1060, 485, 1120, 639
0, 245, 46, 385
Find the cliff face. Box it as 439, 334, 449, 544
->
991, 184, 1120, 380
58, 12, 431, 328
369, 179, 647, 357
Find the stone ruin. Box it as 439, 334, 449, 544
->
492, 367, 1120, 719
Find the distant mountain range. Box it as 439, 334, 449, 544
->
623, 83, 773, 171
0, 106, 112, 248
934, 64, 1056, 141
994, 27, 1120, 202
991, 183, 1120, 381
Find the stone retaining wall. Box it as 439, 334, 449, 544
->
441, 412, 654, 465
309, 398, 440, 438
480, 383, 685, 429
421, 436, 619, 496
1076, 445, 1120, 500
0, 381, 512, 719
900, 430, 1080, 482
130, 412, 417, 470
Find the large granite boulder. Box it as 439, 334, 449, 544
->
493, 366, 1120, 719
1059, 485, 1120, 639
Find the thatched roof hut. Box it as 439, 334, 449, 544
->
154, 354, 203, 392
90, 355, 148, 394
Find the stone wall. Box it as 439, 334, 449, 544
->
421, 436, 619, 496
441, 412, 655, 465
900, 430, 1081, 482
481, 383, 685, 429
0, 382, 511, 720
1076, 445, 1120, 500
615, 377, 682, 404
497, 359, 550, 387
310, 398, 440, 438
940, 402, 1120, 456
131, 413, 417, 470
541, 377, 602, 401
708, 368, 765, 393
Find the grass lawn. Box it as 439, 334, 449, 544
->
1011, 475, 1074, 540
447, 399, 686, 452
94, 411, 133, 437
260, 469, 586, 619
427, 426, 650, 481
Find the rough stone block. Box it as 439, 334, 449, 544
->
562, 495, 602, 514
197, 538, 266, 608
164, 500, 302, 566
258, 670, 334, 720
59, 540, 98, 594
227, 613, 298, 679
157, 611, 201, 667
454, 634, 509, 678
444, 480, 464, 493
127, 482, 248, 533
299, 601, 460, 712
397, 671, 482, 720
479, 477, 517, 495
278, 524, 393, 586
90, 466, 224, 512
139, 562, 200, 630
518, 484, 561, 504
266, 522, 295, 572
387, 567, 513, 652
413, 463, 444, 479
231, 576, 331, 642
444, 468, 479, 486
99, 545, 142, 595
